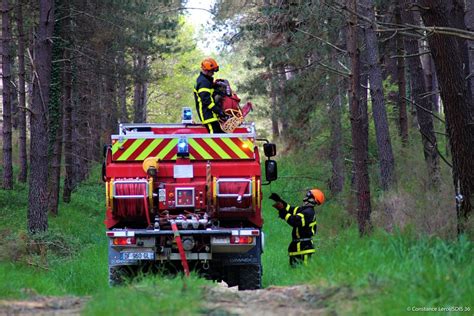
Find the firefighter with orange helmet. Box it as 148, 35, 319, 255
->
269, 189, 325, 266
194, 57, 227, 133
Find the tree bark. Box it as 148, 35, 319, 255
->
347, 0, 372, 235
117, 51, 128, 123
133, 54, 148, 123
62, 2, 74, 203
401, 0, 441, 187
418, 0, 474, 234
28, 0, 55, 234
395, 4, 408, 144
16, 0, 27, 183
47, 4, 65, 216
2, 0, 13, 189
360, 0, 396, 191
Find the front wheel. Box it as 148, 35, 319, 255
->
238, 264, 262, 290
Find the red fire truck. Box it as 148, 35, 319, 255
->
103, 111, 277, 290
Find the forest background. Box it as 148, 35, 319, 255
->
0, 0, 473, 314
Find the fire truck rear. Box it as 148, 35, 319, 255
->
103, 112, 277, 290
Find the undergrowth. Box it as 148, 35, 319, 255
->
0, 149, 472, 315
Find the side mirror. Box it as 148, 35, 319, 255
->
265, 160, 278, 182
263, 143, 276, 157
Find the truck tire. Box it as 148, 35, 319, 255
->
238, 264, 262, 290
109, 266, 130, 286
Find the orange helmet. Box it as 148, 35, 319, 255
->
306, 189, 325, 205
201, 57, 219, 72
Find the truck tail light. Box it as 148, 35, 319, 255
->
230, 236, 253, 244
113, 237, 137, 245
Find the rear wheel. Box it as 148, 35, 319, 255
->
238, 264, 262, 290
109, 266, 133, 286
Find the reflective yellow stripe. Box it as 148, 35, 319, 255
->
296, 227, 300, 238
293, 206, 299, 215
221, 138, 248, 158
285, 204, 291, 211
112, 140, 124, 154
252, 177, 256, 210
118, 139, 145, 161
297, 213, 305, 227
136, 139, 163, 160
289, 249, 315, 256
156, 139, 177, 159
303, 255, 309, 265
196, 87, 214, 94
285, 213, 291, 221
188, 139, 213, 159
297, 242, 301, 252
212, 177, 217, 206
257, 179, 261, 209
208, 101, 216, 109
203, 138, 231, 158
105, 182, 109, 208
109, 179, 114, 211
202, 117, 218, 124
148, 178, 153, 209
309, 221, 317, 234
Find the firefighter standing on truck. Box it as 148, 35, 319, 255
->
269, 189, 325, 266
194, 58, 227, 133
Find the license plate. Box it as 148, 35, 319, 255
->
120, 252, 155, 260
211, 237, 230, 244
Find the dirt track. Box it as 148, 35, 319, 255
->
203, 283, 328, 316
0, 296, 86, 316
0, 284, 334, 316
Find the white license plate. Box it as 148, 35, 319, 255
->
120, 252, 155, 260
211, 237, 230, 244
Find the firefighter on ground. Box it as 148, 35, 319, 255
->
269, 189, 325, 266
194, 57, 227, 133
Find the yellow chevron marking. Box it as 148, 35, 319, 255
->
221, 138, 248, 158
188, 139, 213, 159
156, 139, 178, 159
117, 139, 145, 161
136, 139, 163, 160
203, 138, 231, 159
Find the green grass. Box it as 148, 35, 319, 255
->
0, 159, 472, 315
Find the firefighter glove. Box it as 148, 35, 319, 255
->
269, 193, 282, 202
272, 202, 285, 211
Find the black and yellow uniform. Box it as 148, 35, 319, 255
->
275, 200, 317, 266
194, 72, 225, 133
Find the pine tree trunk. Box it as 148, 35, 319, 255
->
2, 0, 13, 190
28, 0, 55, 234
269, 69, 280, 139
47, 8, 64, 216
62, 4, 74, 203
400, 0, 441, 187
360, 0, 396, 190
466, 0, 474, 98
117, 51, 128, 123
328, 45, 344, 195
395, 4, 408, 144
16, 0, 27, 183
347, 0, 372, 235
133, 54, 148, 123
418, 0, 474, 234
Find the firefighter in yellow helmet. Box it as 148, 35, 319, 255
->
269, 189, 325, 266
194, 57, 227, 133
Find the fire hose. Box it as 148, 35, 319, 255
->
171, 221, 190, 277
